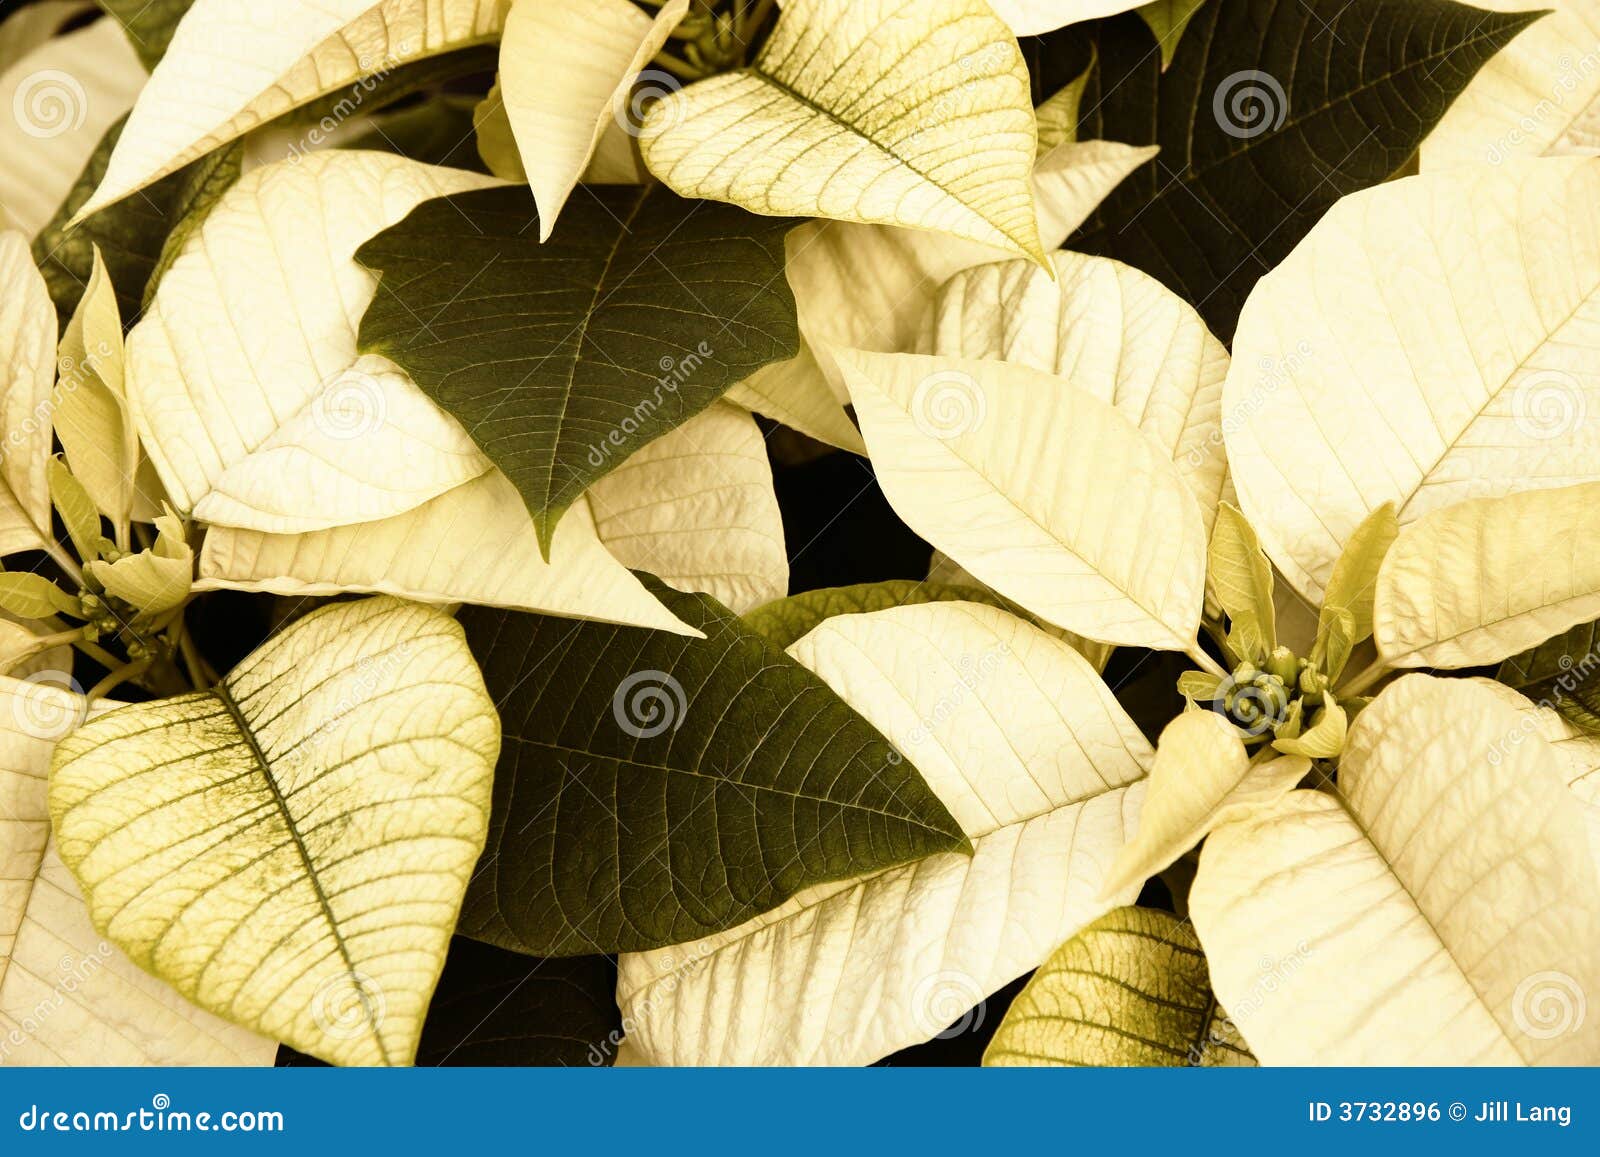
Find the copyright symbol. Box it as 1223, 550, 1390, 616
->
1449, 1102, 1466, 1121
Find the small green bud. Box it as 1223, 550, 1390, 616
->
1264, 646, 1298, 684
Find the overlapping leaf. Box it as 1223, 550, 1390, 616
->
0, 676, 277, 1066
1225, 158, 1600, 604
1192, 675, 1600, 1064
638, 0, 1046, 260
356, 183, 797, 555
49, 597, 500, 1067
925, 250, 1229, 540
839, 350, 1207, 651
617, 601, 1150, 1065
456, 582, 967, 957
70, 0, 510, 222
1070, 0, 1541, 339
1376, 484, 1600, 670
984, 907, 1255, 1066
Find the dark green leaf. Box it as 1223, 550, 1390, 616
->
1499, 621, 1600, 735
356, 184, 798, 556
97, 0, 195, 68
283, 44, 498, 133
457, 578, 968, 957
416, 940, 621, 1067
279, 937, 621, 1068
347, 95, 490, 172
1069, 0, 1543, 341
32, 116, 241, 324
745, 579, 1026, 651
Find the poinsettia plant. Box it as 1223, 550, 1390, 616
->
0, 0, 1595, 1071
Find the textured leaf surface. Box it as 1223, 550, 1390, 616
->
586, 404, 786, 615
1207, 502, 1274, 661
1376, 484, 1600, 670
501, 0, 687, 240
50, 597, 500, 1066
1102, 711, 1305, 898
1423, 0, 1582, 168
413, 939, 620, 1067
456, 582, 965, 957
1071, 0, 1540, 339
841, 350, 1206, 650
927, 250, 1228, 540
989, 0, 1146, 35
745, 579, 1011, 650
356, 183, 798, 554
618, 601, 1149, 1065
1500, 620, 1600, 735
790, 139, 1155, 393
1226, 158, 1600, 604
128, 150, 499, 527
98, 0, 196, 67
0, 19, 145, 239
1192, 674, 1600, 1065
196, 478, 696, 635
639, 0, 1044, 259
984, 907, 1254, 1066
0, 676, 277, 1066
1136, 0, 1208, 69
0, 233, 57, 557
72, 0, 509, 221
33, 111, 243, 325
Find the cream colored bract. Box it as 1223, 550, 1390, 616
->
49, 597, 500, 1066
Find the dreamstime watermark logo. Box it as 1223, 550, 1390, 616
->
910, 369, 986, 440
1513, 971, 1586, 1040
612, 670, 687, 739
283, 42, 417, 163
0, 942, 114, 1062
1213, 670, 1291, 739
588, 940, 717, 1065
12, 69, 86, 139
1189, 939, 1314, 1063
0, 339, 114, 472
310, 969, 386, 1041
925, 42, 1012, 127
309, 364, 388, 441
1510, 368, 1587, 441
910, 969, 987, 1040
587, 341, 713, 467
10, 669, 85, 741
1187, 340, 1312, 469
1486, 48, 1600, 163
1212, 70, 1287, 139
285, 643, 415, 773
1487, 647, 1600, 765
615, 68, 682, 137
905, 641, 1010, 747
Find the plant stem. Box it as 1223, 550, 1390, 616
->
1185, 644, 1229, 680
177, 625, 215, 690
43, 538, 83, 587
1339, 657, 1390, 697
12, 626, 86, 663
70, 636, 123, 670
652, 50, 704, 80
743, 0, 777, 39
85, 658, 151, 703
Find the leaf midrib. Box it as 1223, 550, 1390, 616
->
734, 59, 1035, 256
214, 682, 393, 1066
506, 733, 964, 841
